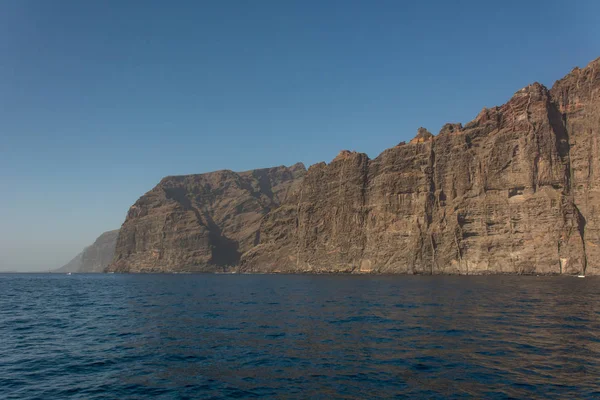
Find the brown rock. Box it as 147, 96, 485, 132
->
410, 127, 434, 143
550, 56, 600, 275
110, 57, 600, 275
108, 164, 305, 272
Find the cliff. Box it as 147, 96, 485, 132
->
56, 230, 118, 273
109, 164, 306, 272
108, 57, 600, 275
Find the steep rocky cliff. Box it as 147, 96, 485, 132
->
109, 57, 600, 274
55, 230, 118, 273
109, 164, 306, 272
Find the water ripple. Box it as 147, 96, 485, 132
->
0, 273, 599, 399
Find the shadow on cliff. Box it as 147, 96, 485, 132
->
164, 187, 241, 269
547, 96, 589, 275
203, 212, 241, 268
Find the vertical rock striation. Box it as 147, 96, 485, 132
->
110, 57, 600, 275
550, 59, 600, 274
109, 164, 305, 272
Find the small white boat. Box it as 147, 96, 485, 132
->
67, 272, 72, 275
577, 275, 585, 278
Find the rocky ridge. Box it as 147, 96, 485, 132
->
56, 230, 119, 273
108, 57, 600, 275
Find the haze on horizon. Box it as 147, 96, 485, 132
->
1, 0, 598, 271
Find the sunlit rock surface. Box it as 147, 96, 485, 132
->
109, 57, 600, 275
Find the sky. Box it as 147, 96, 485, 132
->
0, 0, 599, 271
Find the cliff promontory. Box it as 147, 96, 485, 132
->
56, 230, 118, 273
109, 164, 306, 272
108, 57, 600, 275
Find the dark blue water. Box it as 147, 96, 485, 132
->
1, 274, 599, 399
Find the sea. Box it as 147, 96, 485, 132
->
1, 273, 599, 399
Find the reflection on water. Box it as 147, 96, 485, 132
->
1, 274, 599, 399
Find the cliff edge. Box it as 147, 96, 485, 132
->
108, 57, 600, 275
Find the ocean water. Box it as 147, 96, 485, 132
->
1, 274, 599, 399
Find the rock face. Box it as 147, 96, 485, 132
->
109, 164, 306, 272
56, 230, 118, 273
109, 57, 600, 275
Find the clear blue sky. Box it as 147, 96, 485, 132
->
1, 0, 598, 271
